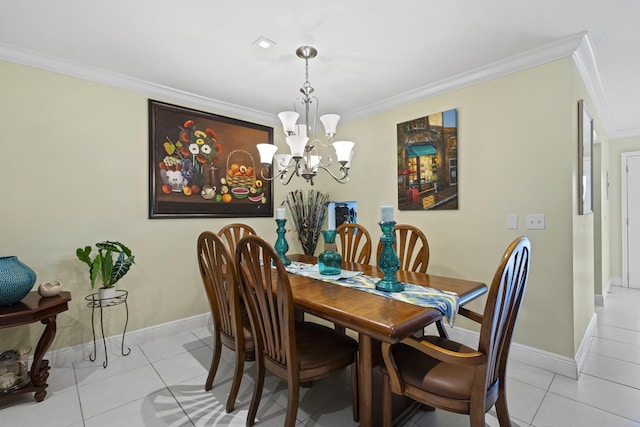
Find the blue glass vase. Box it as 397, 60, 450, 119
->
0, 256, 37, 306
274, 219, 291, 266
318, 230, 342, 275
376, 221, 403, 292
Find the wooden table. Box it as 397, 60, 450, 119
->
0, 291, 71, 402
287, 255, 487, 427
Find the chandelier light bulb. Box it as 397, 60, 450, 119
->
332, 140, 355, 164
257, 143, 278, 165
320, 114, 341, 138
278, 111, 299, 135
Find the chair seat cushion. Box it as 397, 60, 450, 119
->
383, 335, 476, 400
295, 322, 358, 374
240, 307, 255, 351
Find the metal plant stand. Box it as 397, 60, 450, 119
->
85, 290, 130, 368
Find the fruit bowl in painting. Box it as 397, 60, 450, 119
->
160, 170, 187, 192
231, 187, 250, 199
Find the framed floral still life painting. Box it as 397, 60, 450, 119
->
578, 99, 593, 215
149, 100, 274, 218
397, 109, 458, 210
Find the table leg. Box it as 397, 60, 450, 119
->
358, 334, 416, 427
358, 334, 374, 427
30, 315, 57, 402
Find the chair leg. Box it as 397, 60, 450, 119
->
225, 351, 245, 412
246, 356, 265, 427
351, 359, 359, 422
469, 401, 486, 427
284, 380, 300, 427
435, 319, 449, 338
381, 372, 393, 427
495, 383, 511, 426
205, 331, 222, 391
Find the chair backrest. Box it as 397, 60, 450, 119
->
235, 235, 297, 369
336, 223, 372, 264
478, 236, 531, 393
197, 231, 244, 345
375, 224, 430, 273
218, 223, 257, 254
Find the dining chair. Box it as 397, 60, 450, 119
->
196, 231, 255, 413
336, 222, 372, 264
374, 224, 447, 337
380, 236, 531, 427
235, 235, 360, 427
218, 223, 257, 254
375, 224, 430, 273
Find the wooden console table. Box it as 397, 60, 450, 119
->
0, 291, 71, 402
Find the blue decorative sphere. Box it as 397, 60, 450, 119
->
0, 256, 37, 306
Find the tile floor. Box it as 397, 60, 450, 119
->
1, 285, 640, 426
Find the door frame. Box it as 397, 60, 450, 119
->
621, 151, 640, 287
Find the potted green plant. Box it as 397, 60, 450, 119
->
76, 241, 135, 300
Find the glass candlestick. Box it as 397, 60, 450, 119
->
275, 218, 291, 266
318, 230, 342, 275
376, 221, 403, 292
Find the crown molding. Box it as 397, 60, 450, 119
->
0, 43, 278, 127
572, 35, 640, 138
1, 34, 623, 138
343, 32, 619, 140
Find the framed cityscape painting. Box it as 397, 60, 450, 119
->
397, 109, 458, 210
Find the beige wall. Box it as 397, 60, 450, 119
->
0, 56, 605, 359
0, 60, 286, 351
320, 58, 590, 357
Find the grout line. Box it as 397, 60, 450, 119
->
72, 366, 87, 427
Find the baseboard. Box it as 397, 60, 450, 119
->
46, 313, 211, 367
596, 277, 618, 306
446, 325, 583, 379
45, 310, 592, 380
575, 313, 597, 376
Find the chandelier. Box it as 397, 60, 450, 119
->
257, 46, 355, 186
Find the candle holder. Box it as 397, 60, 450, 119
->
318, 229, 342, 275
375, 221, 403, 292
275, 218, 291, 266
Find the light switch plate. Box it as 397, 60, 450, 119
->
526, 214, 545, 230
507, 214, 518, 230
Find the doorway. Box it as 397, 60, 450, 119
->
622, 151, 640, 288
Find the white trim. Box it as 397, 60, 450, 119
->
575, 314, 598, 376
43, 311, 592, 380
0, 43, 277, 127
610, 276, 623, 287
0, 32, 620, 139
445, 320, 594, 380
344, 33, 581, 119
595, 277, 615, 306
46, 313, 211, 367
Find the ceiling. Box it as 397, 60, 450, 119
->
1, 0, 639, 138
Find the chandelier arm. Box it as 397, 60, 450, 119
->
281, 168, 298, 186
259, 166, 287, 182
313, 138, 334, 148
315, 164, 350, 183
